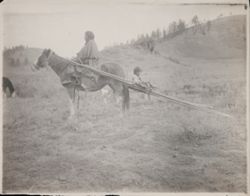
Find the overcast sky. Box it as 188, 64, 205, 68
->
2, 0, 247, 57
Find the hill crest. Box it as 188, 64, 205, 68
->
155, 15, 246, 60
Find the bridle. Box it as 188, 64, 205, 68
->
31, 61, 40, 71
32, 49, 53, 71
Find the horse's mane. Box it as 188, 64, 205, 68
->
48, 51, 97, 77
49, 52, 74, 66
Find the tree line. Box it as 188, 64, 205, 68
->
128, 15, 213, 53
3, 45, 30, 67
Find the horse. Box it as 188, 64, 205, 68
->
3, 77, 16, 98
33, 49, 130, 119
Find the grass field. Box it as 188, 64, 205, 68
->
3, 49, 246, 193
3, 15, 247, 193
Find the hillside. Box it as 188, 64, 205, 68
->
156, 15, 246, 61
3, 46, 42, 69
3, 15, 246, 73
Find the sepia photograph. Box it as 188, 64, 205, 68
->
1, 0, 248, 194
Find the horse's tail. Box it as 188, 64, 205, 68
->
122, 85, 130, 111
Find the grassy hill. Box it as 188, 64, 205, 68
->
156, 15, 246, 61
3, 46, 42, 68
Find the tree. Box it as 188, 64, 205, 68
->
156, 28, 161, 40
9, 58, 15, 66
130, 39, 135, 45
168, 21, 177, 35
192, 15, 200, 34
17, 58, 21, 66
151, 30, 157, 40
192, 15, 199, 26
147, 39, 155, 53
177, 19, 186, 33
162, 29, 167, 39
24, 57, 29, 65
206, 20, 211, 32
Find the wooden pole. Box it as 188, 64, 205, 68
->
68, 59, 233, 118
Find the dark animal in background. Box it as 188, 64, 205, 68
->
3, 77, 16, 98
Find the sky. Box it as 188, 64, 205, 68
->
2, 0, 247, 57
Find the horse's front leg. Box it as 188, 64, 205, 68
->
69, 97, 76, 119
66, 87, 77, 120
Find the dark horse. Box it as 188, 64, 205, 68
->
3, 77, 16, 98
33, 49, 129, 118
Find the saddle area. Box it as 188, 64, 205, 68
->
58, 58, 101, 91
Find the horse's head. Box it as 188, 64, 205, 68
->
32, 49, 52, 70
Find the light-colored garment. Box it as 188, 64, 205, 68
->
132, 74, 142, 84
77, 40, 99, 66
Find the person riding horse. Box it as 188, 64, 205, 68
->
77, 31, 99, 67
71, 31, 100, 87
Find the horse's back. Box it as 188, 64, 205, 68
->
100, 62, 125, 78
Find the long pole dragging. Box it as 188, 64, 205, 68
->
128, 84, 233, 118
68, 59, 233, 118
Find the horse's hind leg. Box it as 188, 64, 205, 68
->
122, 85, 130, 112
108, 83, 130, 112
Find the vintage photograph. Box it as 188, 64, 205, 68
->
1, 0, 248, 194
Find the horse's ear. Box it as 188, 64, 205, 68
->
45, 49, 51, 57
42, 49, 48, 55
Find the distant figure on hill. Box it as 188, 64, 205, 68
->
76, 31, 100, 67
147, 39, 155, 53
3, 77, 16, 98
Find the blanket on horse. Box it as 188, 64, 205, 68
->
49, 53, 100, 90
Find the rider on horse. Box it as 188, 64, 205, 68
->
77, 31, 99, 67
71, 31, 100, 87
